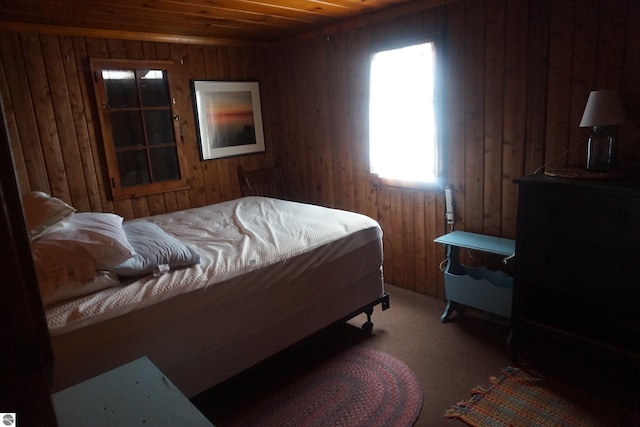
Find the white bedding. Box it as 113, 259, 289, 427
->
47, 196, 385, 395
47, 196, 380, 333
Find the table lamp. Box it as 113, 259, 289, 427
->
579, 89, 624, 172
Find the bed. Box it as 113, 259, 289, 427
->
24, 193, 387, 397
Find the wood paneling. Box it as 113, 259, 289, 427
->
261, 0, 639, 296
1, 0, 639, 298
0, 32, 269, 220
0, 0, 459, 45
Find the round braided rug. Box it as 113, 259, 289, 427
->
224, 347, 423, 427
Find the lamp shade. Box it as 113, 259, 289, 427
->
579, 90, 624, 127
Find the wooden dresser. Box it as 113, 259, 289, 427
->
512, 174, 640, 377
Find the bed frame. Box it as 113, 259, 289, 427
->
46, 197, 388, 397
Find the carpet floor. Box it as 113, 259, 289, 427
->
192, 284, 639, 427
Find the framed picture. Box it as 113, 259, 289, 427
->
191, 80, 266, 160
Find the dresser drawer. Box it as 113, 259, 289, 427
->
518, 283, 640, 353
521, 183, 640, 251
516, 244, 640, 306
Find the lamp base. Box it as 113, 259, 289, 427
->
586, 126, 615, 171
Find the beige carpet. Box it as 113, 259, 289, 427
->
193, 284, 513, 426
346, 285, 512, 427
193, 284, 637, 426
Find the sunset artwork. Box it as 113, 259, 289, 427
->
203, 90, 256, 148
193, 80, 265, 160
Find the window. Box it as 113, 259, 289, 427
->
91, 59, 188, 200
369, 41, 440, 187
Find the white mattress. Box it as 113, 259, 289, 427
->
46, 196, 381, 334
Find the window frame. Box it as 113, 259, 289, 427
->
90, 58, 189, 200
368, 37, 444, 191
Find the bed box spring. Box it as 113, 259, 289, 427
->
46, 197, 384, 396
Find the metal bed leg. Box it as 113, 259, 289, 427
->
361, 292, 390, 333
362, 306, 374, 333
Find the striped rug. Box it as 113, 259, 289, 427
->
222, 347, 423, 427
445, 367, 640, 426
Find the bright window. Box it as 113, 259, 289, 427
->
369, 42, 439, 186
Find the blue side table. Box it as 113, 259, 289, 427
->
434, 231, 515, 323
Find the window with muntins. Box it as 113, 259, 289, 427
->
91, 59, 188, 200
369, 41, 441, 187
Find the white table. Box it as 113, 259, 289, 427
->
52, 357, 214, 426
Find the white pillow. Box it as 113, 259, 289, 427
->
32, 212, 135, 269
110, 221, 200, 277
22, 191, 76, 240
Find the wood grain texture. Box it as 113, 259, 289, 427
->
1, 0, 638, 297
523, 0, 549, 175
0, 31, 268, 220
483, 0, 505, 238
0, 0, 459, 45
263, 0, 638, 296
462, 0, 486, 241
620, 0, 640, 168
501, 0, 528, 238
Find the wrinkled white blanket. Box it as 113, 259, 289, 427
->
46, 197, 381, 334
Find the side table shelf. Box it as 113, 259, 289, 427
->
434, 231, 515, 323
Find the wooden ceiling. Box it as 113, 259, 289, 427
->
0, 0, 456, 46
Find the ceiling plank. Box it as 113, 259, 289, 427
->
0, 22, 268, 48
0, 0, 462, 45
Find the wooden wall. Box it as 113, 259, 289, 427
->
1, 0, 639, 299
0, 34, 272, 218
263, 0, 640, 297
